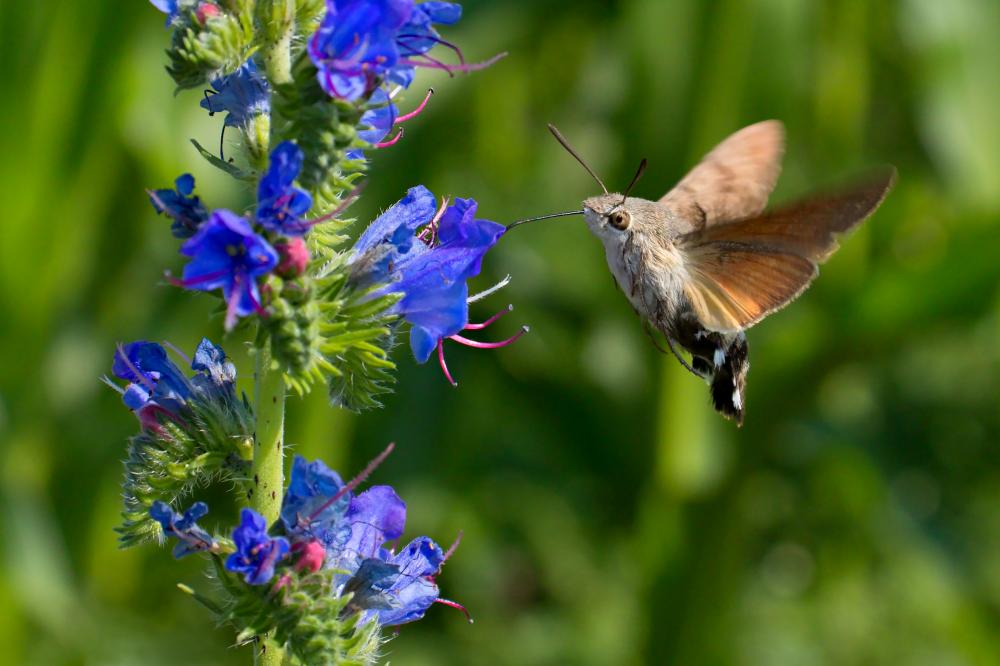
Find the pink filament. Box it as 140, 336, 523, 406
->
464, 305, 512, 330
448, 326, 528, 349
399, 51, 507, 75
166, 268, 230, 289
437, 339, 458, 387
395, 88, 434, 124
375, 127, 404, 148
305, 443, 396, 523
435, 598, 474, 624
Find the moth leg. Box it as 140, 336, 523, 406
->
643, 322, 670, 355
666, 337, 703, 379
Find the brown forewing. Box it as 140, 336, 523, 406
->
679, 167, 896, 332
660, 120, 786, 229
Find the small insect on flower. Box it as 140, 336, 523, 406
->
350, 185, 527, 385
173, 210, 279, 330
149, 500, 216, 558
148, 173, 209, 239
226, 509, 291, 585
256, 142, 313, 237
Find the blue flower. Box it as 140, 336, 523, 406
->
256, 142, 313, 237
350, 186, 510, 367
149, 501, 215, 558
107, 338, 238, 426
225, 509, 291, 585
308, 0, 413, 101
329, 486, 448, 626
177, 210, 279, 330
112, 341, 191, 412
389, 1, 462, 88
200, 60, 270, 128
280, 456, 352, 548
149, 174, 209, 239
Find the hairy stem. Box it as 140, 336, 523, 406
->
263, 30, 293, 85
251, 336, 285, 666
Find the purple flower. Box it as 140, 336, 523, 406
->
256, 142, 313, 237
148, 173, 209, 239
308, 0, 413, 101
176, 210, 279, 330
149, 500, 215, 558
225, 509, 291, 585
200, 59, 270, 128
280, 456, 352, 548
350, 186, 525, 384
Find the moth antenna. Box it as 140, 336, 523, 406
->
547, 124, 608, 194
620, 158, 647, 205
505, 209, 583, 231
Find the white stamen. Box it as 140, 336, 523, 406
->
713, 348, 726, 368
468, 274, 511, 303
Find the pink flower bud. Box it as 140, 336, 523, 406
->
195, 2, 221, 24
275, 237, 310, 278
293, 540, 326, 574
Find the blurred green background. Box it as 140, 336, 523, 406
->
2, 0, 1000, 664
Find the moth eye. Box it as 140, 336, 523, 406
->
608, 210, 630, 230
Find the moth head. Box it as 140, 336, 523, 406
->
584, 194, 634, 235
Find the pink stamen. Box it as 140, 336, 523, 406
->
437, 339, 458, 387
464, 305, 512, 330
116, 343, 157, 391
146, 188, 168, 211
399, 52, 507, 75
305, 443, 396, 523
448, 326, 529, 349
397, 33, 467, 67
165, 268, 230, 289
435, 598, 474, 624
394, 88, 434, 124
224, 274, 242, 331
162, 341, 192, 365
375, 127, 404, 148
441, 531, 463, 567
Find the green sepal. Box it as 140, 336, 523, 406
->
166, 7, 255, 90
203, 556, 383, 665
116, 387, 255, 548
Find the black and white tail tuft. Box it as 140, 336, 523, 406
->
708, 333, 749, 425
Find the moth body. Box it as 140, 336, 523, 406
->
563, 120, 895, 424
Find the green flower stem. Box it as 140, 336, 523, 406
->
251, 336, 286, 666
262, 31, 293, 85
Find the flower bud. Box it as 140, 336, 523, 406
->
195, 2, 221, 24
293, 540, 326, 574
275, 237, 310, 277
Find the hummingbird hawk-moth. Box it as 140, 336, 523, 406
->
510, 121, 895, 425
